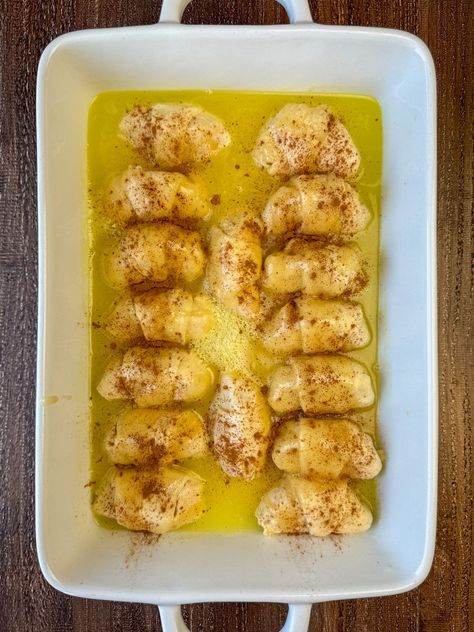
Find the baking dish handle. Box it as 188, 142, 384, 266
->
158, 0, 313, 24
280, 604, 313, 631
158, 603, 313, 632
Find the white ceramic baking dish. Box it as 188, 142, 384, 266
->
35, 1, 437, 630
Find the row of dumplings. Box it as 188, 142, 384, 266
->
94, 104, 226, 533
118, 101, 360, 178
251, 105, 380, 536
93, 101, 380, 536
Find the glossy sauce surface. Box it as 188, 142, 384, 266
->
88, 90, 382, 532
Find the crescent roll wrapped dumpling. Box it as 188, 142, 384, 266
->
262, 239, 366, 299
267, 355, 375, 415
208, 373, 272, 480
103, 223, 205, 289
97, 347, 214, 407
262, 174, 370, 238
256, 476, 372, 536
105, 166, 209, 224
105, 408, 209, 466
252, 104, 360, 179
93, 465, 206, 534
106, 289, 214, 344
120, 103, 231, 169
262, 297, 370, 354
207, 212, 263, 319
272, 419, 382, 480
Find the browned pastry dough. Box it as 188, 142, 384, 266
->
105, 408, 208, 466
262, 297, 370, 354
94, 465, 206, 534
272, 418, 381, 479
208, 373, 272, 480
120, 103, 231, 168
262, 238, 366, 299
104, 165, 209, 224
262, 174, 369, 237
106, 288, 213, 344
253, 104, 360, 179
267, 354, 375, 415
103, 223, 205, 289
256, 476, 372, 536
97, 347, 214, 408
207, 212, 263, 319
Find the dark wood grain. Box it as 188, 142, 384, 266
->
0, 1, 472, 630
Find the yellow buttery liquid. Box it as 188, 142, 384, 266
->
88, 90, 382, 532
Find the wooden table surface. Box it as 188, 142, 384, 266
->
0, 1, 472, 630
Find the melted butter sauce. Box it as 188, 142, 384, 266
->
88, 90, 382, 532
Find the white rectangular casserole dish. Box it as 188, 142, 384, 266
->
35, 1, 438, 630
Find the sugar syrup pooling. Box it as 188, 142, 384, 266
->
88, 90, 382, 531
190, 298, 280, 386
